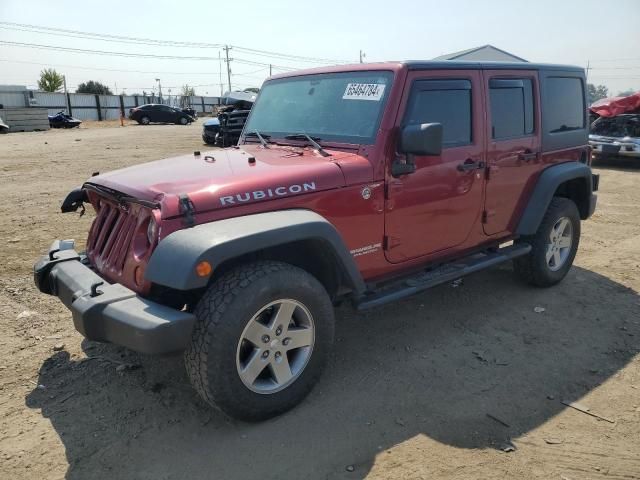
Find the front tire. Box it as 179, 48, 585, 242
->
185, 261, 335, 421
139, 116, 150, 125
514, 197, 580, 287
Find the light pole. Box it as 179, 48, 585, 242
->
223, 45, 232, 93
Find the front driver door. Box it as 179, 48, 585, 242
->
384, 71, 486, 263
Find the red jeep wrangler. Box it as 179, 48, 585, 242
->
35, 61, 598, 421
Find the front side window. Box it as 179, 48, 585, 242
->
404, 79, 472, 147
545, 77, 585, 133
243, 71, 394, 144
489, 78, 534, 139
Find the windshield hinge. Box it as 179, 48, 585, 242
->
178, 194, 196, 227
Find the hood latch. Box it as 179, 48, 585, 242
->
178, 194, 196, 227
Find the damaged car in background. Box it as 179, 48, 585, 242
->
202, 90, 256, 147
589, 92, 640, 160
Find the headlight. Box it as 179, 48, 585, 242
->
147, 216, 157, 245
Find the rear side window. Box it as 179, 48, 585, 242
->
489, 78, 534, 139
405, 79, 472, 147
545, 77, 585, 133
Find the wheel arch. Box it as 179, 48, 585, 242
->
516, 161, 595, 236
145, 209, 366, 299
211, 238, 350, 300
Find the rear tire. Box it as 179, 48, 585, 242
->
514, 197, 580, 287
179, 117, 188, 125
185, 261, 335, 421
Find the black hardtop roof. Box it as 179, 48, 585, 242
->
403, 60, 584, 72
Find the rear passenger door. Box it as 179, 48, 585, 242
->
483, 70, 541, 235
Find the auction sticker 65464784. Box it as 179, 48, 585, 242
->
343, 83, 386, 101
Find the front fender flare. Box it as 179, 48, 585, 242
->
145, 209, 365, 293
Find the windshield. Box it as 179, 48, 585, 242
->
243, 70, 394, 145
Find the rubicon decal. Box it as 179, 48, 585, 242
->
220, 182, 316, 206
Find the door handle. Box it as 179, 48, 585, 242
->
457, 159, 485, 172
518, 150, 538, 161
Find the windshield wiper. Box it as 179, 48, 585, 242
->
245, 130, 271, 148
284, 133, 330, 157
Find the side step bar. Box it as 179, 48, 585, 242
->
356, 243, 531, 310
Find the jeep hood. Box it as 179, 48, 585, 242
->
88, 144, 372, 217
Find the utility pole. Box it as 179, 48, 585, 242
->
223, 45, 232, 93
585, 60, 591, 80
359, 50, 366, 63
269, 64, 272, 77
156, 78, 162, 103
63, 75, 70, 113
218, 51, 224, 97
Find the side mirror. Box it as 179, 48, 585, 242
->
400, 123, 443, 156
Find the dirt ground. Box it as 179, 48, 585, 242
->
0, 122, 638, 480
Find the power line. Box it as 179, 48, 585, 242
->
589, 66, 640, 70
232, 45, 346, 64
0, 40, 305, 81
0, 22, 223, 48
234, 57, 297, 71
585, 57, 640, 63
0, 40, 218, 60
0, 58, 221, 75
0, 58, 268, 92
0, 21, 349, 64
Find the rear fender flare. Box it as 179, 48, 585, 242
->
516, 161, 594, 236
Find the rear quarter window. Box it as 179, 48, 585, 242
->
545, 77, 585, 133
540, 71, 588, 151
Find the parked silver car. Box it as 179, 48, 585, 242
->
590, 114, 640, 159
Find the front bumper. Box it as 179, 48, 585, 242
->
590, 141, 640, 158
34, 240, 196, 354
202, 128, 219, 144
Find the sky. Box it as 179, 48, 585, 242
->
0, 0, 639, 97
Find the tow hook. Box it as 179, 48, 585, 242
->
90, 281, 104, 298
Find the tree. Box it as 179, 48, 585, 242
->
38, 68, 64, 92
617, 89, 636, 98
181, 84, 196, 97
587, 83, 608, 104
76, 81, 113, 95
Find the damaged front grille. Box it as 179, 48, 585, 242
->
87, 200, 138, 275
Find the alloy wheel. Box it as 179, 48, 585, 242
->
236, 299, 315, 394
546, 216, 573, 271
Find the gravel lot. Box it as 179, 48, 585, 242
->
0, 123, 638, 480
